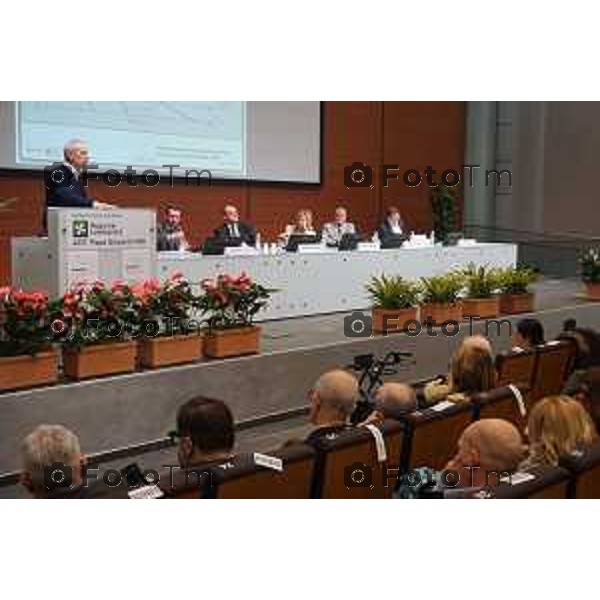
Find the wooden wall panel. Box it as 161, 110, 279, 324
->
0, 101, 466, 285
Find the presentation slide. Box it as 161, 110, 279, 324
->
17, 101, 246, 175
0, 101, 321, 183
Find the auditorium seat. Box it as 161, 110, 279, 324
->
308, 420, 404, 498
559, 441, 600, 499
400, 402, 474, 471
485, 465, 571, 499
496, 348, 537, 390
530, 340, 576, 402
471, 385, 530, 432
205, 445, 316, 499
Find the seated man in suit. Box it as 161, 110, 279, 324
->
321, 205, 357, 247
159, 397, 236, 497
377, 206, 405, 243
156, 206, 189, 252
213, 203, 257, 246
45, 139, 112, 211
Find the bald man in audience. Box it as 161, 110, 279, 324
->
303, 369, 359, 446
360, 383, 417, 426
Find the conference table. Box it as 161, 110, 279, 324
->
157, 242, 517, 321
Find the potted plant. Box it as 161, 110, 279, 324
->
580, 248, 600, 300
430, 184, 459, 245
366, 274, 421, 334
497, 266, 538, 314
420, 272, 464, 325
0, 287, 59, 391
461, 264, 501, 319
133, 273, 204, 368
55, 280, 137, 380
199, 273, 273, 359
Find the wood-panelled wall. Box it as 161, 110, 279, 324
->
0, 101, 465, 284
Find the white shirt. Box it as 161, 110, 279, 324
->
228, 222, 240, 237
388, 219, 403, 235
63, 161, 79, 180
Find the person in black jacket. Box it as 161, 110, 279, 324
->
45, 139, 112, 212
377, 206, 405, 243
213, 203, 257, 246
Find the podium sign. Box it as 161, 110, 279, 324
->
46, 208, 156, 295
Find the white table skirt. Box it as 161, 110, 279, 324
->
157, 243, 518, 321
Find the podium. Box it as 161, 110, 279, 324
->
11, 208, 156, 296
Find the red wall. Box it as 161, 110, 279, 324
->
0, 101, 465, 284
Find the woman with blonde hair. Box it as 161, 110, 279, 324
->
278, 209, 317, 244
520, 395, 597, 470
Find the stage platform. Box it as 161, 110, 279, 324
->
1, 277, 600, 497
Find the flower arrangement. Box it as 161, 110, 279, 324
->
580, 248, 600, 284
198, 273, 273, 331
0, 287, 54, 357
53, 280, 136, 349
131, 272, 198, 337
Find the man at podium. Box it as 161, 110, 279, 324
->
45, 139, 112, 211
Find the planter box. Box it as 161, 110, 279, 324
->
586, 283, 600, 301
203, 326, 261, 359
372, 307, 419, 334
420, 302, 462, 326
0, 349, 59, 392
63, 341, 137, 380
462, 296, 500, 319
138, 334, 203, 368
499, 292, 534, 315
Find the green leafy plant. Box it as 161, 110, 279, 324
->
462, 264, 501, 299
198, 273, 275, 331
0, 287, 55, 357
420, 272, 464, 304
366, 275, 421, 310
496, 266, 538, 295
580, 248, 600, 284
430, 184, 460, 244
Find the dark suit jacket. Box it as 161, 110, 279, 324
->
377, 218, 405, 243
45, 164, 94, 210
214, 221, 257, 246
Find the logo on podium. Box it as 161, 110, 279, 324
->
72, 219, 89, 239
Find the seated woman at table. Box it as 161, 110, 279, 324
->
278, 209, 317, 244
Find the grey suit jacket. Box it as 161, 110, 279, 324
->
321, 221, 356, 246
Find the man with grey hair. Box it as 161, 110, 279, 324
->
304, 369, 359, 446
45, 139, 112, 214
21, 424, 127, 499
360, 382, 417, 426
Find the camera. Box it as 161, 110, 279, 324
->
344, 311, 373, 338
344, 162, 373, 188
44, 162, 74, 191
344, 462, 373, 488
44, 462, 73, 490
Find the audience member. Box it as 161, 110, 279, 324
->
360, 382, 416, 426
519, 395, 597, 471
397, 419, 525, 498
304, 369, 359, 445
160, 397, 236, 496
512, 318, 545, 350
21, 424, 127, 499
424, 335, 496, 405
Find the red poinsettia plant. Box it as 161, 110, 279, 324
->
130, 272, 199, 337
0, 287, 55, 356
52, 280, 137, 349
198, 272, 274, 331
